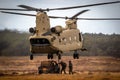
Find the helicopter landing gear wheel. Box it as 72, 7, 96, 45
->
73, 51, 79, 59
30, 54, 33, 60
76, 53, 79, 59
58, 54, 61, 60
47, 54, 53, 59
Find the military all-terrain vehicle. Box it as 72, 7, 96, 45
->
38, 60, 60, 74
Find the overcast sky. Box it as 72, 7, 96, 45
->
0, 0, 120, 34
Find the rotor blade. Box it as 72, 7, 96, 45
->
0, 8, 29, 11
49, 16, 67, 19
49, 16, 120, 20
77, 18, 120, 20
1, 11, 120, 20
71, 9, 89, 19
0, 1, 119, 12
18, 5, 39, 11
0, 11, 36, 16
48, 1, 120, 11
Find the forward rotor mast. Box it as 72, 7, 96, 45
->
36, 12, 50, 35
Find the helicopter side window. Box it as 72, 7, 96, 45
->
69, 37, 72, 41
64, 38, 66, 42
62, 38, 66, 42
74, 36, 77, 41
59, 39, 61, 43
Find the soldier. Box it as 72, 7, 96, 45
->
59, 61, 67, 74
54, 63, 60, 73
69, 60, 73, 74
51, 60, 60, 73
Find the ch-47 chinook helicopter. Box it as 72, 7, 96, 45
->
0, 1, 120, 60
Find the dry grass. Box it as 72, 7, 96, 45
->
0, 56, 120, 80
0, 73, 120, 80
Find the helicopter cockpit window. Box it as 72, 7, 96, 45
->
69, 24, 71, 28
30, 38, 50, 45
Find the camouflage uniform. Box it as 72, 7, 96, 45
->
59, 61, 67, 74
69, 61, 73, 74
51, 60, 60, 73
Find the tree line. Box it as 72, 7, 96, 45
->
0, 29, 120, 58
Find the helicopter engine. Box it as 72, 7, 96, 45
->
29, 27, 36, 33
51, 25, 63, 34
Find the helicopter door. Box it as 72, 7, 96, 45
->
79, 33, 82, 42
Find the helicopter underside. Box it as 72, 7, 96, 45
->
31, 45, 58, 54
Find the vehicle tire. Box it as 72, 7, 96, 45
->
30, 54, 33, 60
51, 54, 53, 59
48, 54, 53, 59
38, 70, 42, 74
73, 52, 79, 59
73, 53, 76, 59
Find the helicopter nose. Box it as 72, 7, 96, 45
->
30, 38, 50, 46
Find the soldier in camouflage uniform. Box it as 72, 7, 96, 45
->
69, 60, 73, 74
59, 61, 67, 74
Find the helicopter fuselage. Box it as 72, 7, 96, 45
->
29, 12, 83, 55
29, 28, 83, 54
